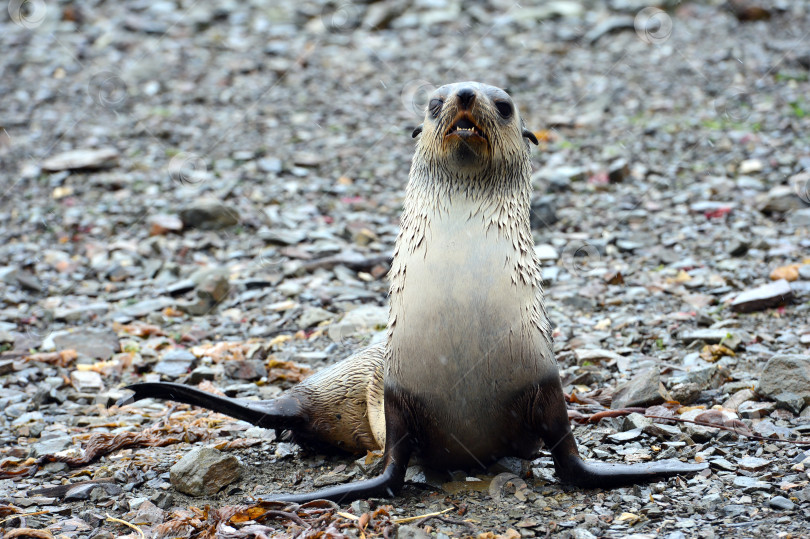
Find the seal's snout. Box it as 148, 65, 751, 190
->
456, 87, 476, 110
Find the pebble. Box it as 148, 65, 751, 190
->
70, 370, 104, 393
732, 476, 771, 492
153, 349, 197, 378
769, 495, 795, 511
179, 199, 240, 229
679, 328, 747, 351
53, 328, 120, 359
327, 305, 387, 341
758, 354, 810, 406
534, 243, 559, 261
730, 279, 793, 313
611, 368, 671, 408
170, 446, 241, 496
41, 148, 119, 171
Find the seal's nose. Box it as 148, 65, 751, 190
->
456, 87, 476, 110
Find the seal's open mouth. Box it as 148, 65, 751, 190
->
445, 113, 486, 140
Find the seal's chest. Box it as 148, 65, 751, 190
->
390, 200, 538, 395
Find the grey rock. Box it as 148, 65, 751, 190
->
328, 305, 387, 341
179, 199, 240, 229
53, 328, 120, 359
188, 366, 217, 384
731, 279, 793, 313
534, 243, 559, 261
259, 228, 307, 245
761, 185, 808, 213
396, 524, 431, 539
170, 446, 241, 496
738, 400, 775, 418
153, 349, 197, 378
223, 359, 267, 380
608, 158, 630, 183
679, 328, 747, 351
669, 382, 702, 405
584, 16, 635, 45
769, 495, 795, 511
31, 435, 73, 457
530, 195, 558, 230
723, 388, 756, 410
298, 307, 335, 329
732, 475, 771, 492
70, 370, 104, 393
758, 354, 810, 405
611, 368, 671, 408
115, 297, 174, 319
608, 428, 643, 442
312, 471, 353, 487
788, 208, 810, 227
738, 456, 770, 471
41, 148, 119, 171
773, 391, 805, 414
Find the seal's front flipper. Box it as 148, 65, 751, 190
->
532, 382, 708, 488
119, 382, 306, 431
554, 455, 708, 488
259, 392, 414, 504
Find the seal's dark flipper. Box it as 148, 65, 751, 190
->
118, 382, 306, 431
533, 382, 707, 488
259, 391, 413, 503
554, 454, 708, 488
268, 456, 408, 503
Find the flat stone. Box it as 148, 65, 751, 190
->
608, 428, 643, 442
53, 328, 120, 359
70, 370, 104, 393
738, 456, 771, 471
153, 349, 197, 378
722, 388, 756, 410
170, 446, 241, 496
115, 297, 175, 319
758, 354, 810, 405
679, 328, 747, 351
534, 243, 559, 261
41, 147, 119, 171
730, 279, 793, 313
732, 475, 771, 492
31, 435, 73, 458
148, 214, 183, 236
298, 307, 335, 329
259, 228, 307, 245
611, 368, 671, 409
738, 400, 776, 418
709, 457, 736, 471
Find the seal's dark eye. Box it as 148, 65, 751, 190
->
428, 98, 443, 119
495, 101, 513, 119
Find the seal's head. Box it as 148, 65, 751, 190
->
412, 82, 538, 173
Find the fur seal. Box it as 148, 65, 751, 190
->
121, 82, 707, 502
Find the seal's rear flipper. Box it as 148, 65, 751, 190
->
118, 382, 306, 431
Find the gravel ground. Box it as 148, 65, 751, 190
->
2, 0, 810, 537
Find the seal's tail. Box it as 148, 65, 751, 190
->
117, 382, 306, 431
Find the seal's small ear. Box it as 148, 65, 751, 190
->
522, 128, 539, 145
412, 124, 423, 138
